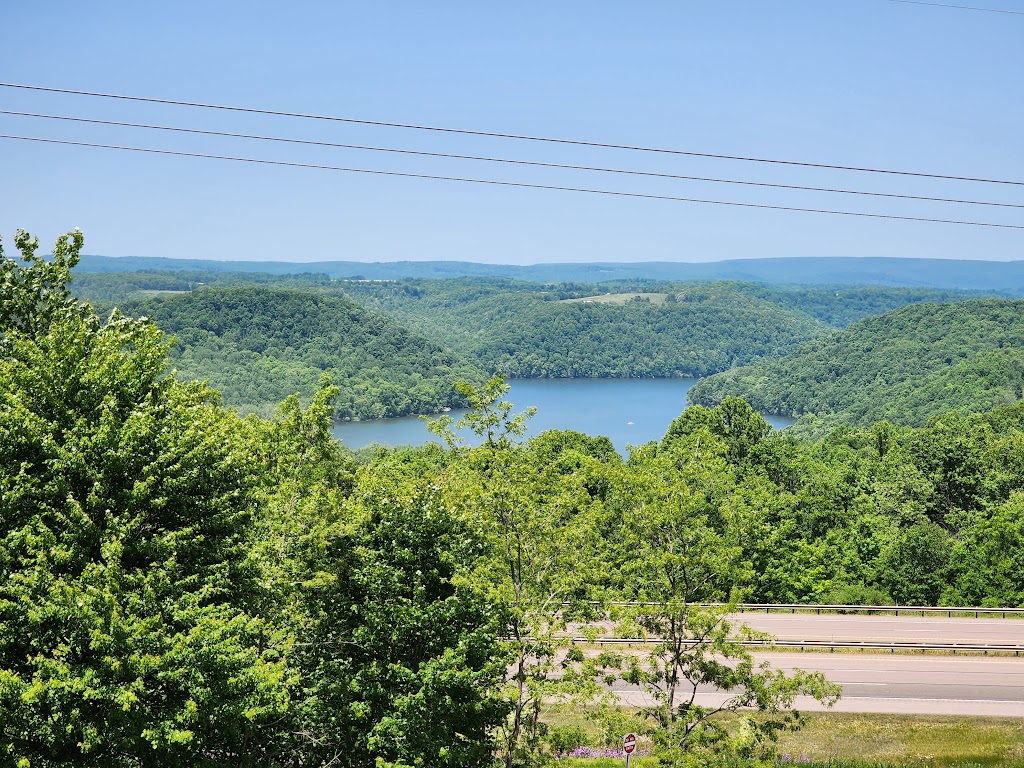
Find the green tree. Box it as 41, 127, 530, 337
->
603, 429, 840, 762
432, 376, 602, 767
944, 492, 1024, 607
0, 229, 87, 343
663, 398, 771, 465
290, 475, 508, 768
0, 231, 287, 767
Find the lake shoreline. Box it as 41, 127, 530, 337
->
332, 378, 794, 455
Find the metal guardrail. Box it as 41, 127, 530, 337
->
568, 636, 1024, 655
733, 603, 1024, 618
600, 602, 1024, 619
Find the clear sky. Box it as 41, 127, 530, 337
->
2, 0, 1022, 264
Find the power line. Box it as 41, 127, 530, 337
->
2, 133, 1021, 230
888, 0, 1024, 15
1, 82, 1020, 187
4, 110, 1020, 210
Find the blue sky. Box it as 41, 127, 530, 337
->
2, 1, 1022, 263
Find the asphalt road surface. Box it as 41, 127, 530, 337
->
581, 614, 1024, 716
609, 652, 1024, 716
730, 613, 1024, 646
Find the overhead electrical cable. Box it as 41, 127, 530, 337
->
4, 110, 1020, 210
1, 82, 1021, 187
888, 0, 1024, 15
2, 134, 1020, 230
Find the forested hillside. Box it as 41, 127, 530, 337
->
341, 278, 832, 377
73, 268, 986, 332
123, 286, 483, 419
72, 269, 1003, 432
742, 284, 990, 328
689, 299, 1024, 432
70, 268, 335, 304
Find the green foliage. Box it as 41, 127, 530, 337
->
623, 606, 840, 762
1, 229, 87, 343
70, 268, 335, 306
663, 398, 771, 465
587, 426, 840, 761
0, 232, 287, 767
429, 375, 538, 449
342, 279, 831, 378
743, 284, 992, 328
241, 380, 507, 768
547, 725, 589, 753
430, 377, 611, 767
690, 300, 1024, 432
945, 492, 1024, 608
291, 480, 508, 768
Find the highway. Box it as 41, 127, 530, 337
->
574, 612, 1024, 647
609, 653, 1024, 716
729, 612, 1024, 646
587, 614, 1024, 716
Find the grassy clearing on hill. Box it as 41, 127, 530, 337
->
560, 292, 670, 305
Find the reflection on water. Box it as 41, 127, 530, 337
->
332, 378, 794, 456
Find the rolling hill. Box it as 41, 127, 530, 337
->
122, 286, 484, 420
688, 299, 1024, 431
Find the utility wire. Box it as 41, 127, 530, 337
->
1, 82, 1020, 187
2, 133, 1021, 230
3, 110, 1020, 210
888, 0, 1024, 15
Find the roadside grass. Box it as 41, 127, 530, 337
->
777, 712, 1024, 767
541, 707, 1024, 767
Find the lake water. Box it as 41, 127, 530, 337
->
332, 378, 794, 455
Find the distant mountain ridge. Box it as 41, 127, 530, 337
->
78, 255, 1024, 292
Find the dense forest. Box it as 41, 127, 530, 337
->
738, 284, 988, 328
690, 299, 1024, 433
72, 268, 988, 331
341, 278, 990, 377
120, 286, 484, 420
70, 267, 336, 304
4, 231, 1024, 767
342, 279, 822, 378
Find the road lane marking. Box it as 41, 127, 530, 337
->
841, 696, 1024, 703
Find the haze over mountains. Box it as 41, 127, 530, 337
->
78, 255, 1024, 293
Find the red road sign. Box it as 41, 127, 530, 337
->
623, 733, 637, 755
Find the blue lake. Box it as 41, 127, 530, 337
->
332, 378, 794, 455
